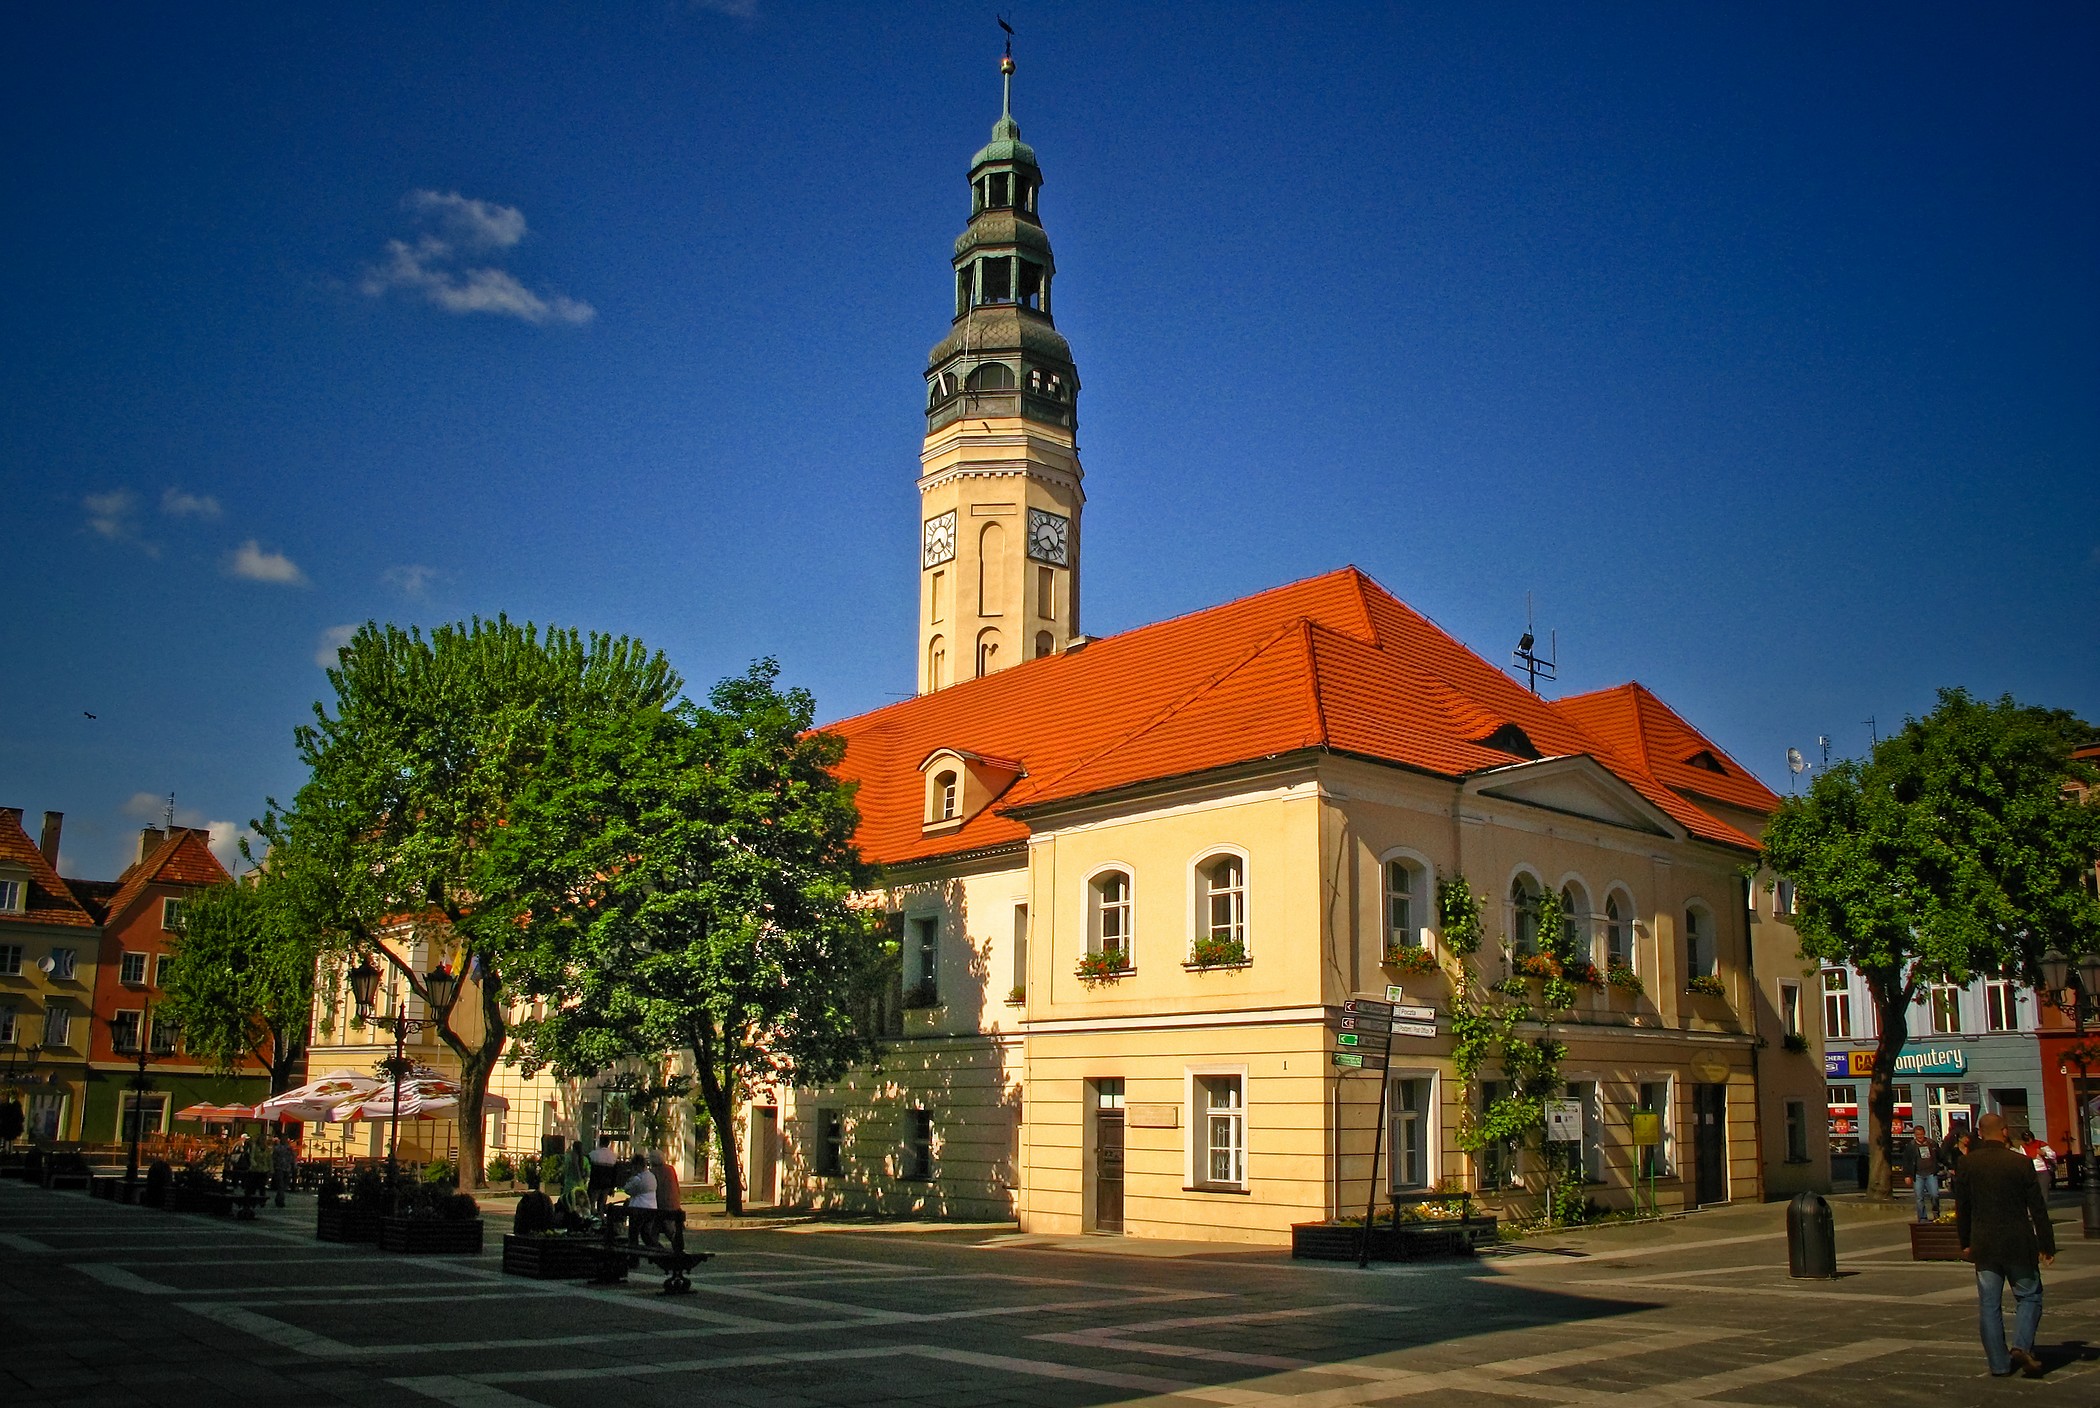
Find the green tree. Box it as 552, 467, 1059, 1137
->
500, 661, 886, 1215
260, 616, 680, 1188
159, 871, 318, 1094
1764, 689, 2100, 1198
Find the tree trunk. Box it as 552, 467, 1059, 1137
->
694, 1026, 743, 1216
1862, 968, 1913, 1200
444, 974, 507, 1191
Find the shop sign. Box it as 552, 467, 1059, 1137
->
1546, 1099, 1583, 1142
1838, 1045, 1967, 1078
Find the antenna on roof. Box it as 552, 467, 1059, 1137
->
1817, 735, 1831, 771
164, 793, 176, 831
1512, 592, 1557, 697
1786, 747, 1807, 794
1864, 716, 1879, 748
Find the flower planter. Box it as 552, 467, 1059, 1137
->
1909, 1222, 1964, 1261
502, 1233, 609, 1279
1291, 1216, 1497, 1262
166, 1187, 233, 1217
379, 1216, 485, 1255
316, 1203, 386, 1243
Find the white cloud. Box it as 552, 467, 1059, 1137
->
382, 564, 438, 597
315, 623, 359, 667
205, 821, 256, 872
122, 790, 169, 822
360, 194, 594, 326
84, 489, 154, 550
408, 189, 526, 251
225, 539, 310, 586
119, 792, 254, 871
161, 488, 222, 519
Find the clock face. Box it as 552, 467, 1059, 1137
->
922, 511, 957, 568
1026, 508, 1070, 565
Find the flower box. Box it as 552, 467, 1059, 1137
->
1290, 1215, 1497, 1262
1074, 951, 1132, 983
379, 1216, 485, 1255
1685, 975, 1728, 999
1909, 1221, 1964, 1261
502, 1233, 608, 1280
1382, 946, 1441, 977
316, 1203, 386, 1243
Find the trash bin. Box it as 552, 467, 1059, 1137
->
1787, 1190, 1838, 1279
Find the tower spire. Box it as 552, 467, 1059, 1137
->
999, 18, 1015, 120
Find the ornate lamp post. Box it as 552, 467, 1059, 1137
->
347, 958, 461, 1185
111, 1001, 154, 1189
2038, 949, 2100, 1240
1, 1033, 45, 1152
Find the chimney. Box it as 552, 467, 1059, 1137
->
38, 812, 62, 866
137, 827, 167, 864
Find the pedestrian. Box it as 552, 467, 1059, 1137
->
270, 1131, 296, 1209
1956, 1111, 2056, 1378
2021, 1129, 2058, 1193
587, 1133, 620, 1213
561, 1139, 591, 1223
1912, 1126, 1940, 1223
622, 1154, 658, 1249
646, 1150, 681, 1249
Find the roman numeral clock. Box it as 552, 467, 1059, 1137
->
1027, 508, 1069, 565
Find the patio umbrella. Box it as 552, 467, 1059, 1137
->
174, 1102, 249, 1123
330, 1079, 508, 1121
256, 1070, 384, 1123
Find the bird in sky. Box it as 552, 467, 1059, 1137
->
82, 711, 96, 720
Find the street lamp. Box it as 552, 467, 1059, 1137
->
348, 957, 460, 1185
109, 1002, 154, 1189
1, 1034, 44, 1152
2036, 949, 2100, 1240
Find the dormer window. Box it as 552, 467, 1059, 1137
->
1477, 723, 1542, 760
919, 747, 1024, 834
0, 878, 21, 914
1684, 750, 1727, 774
934, 771, 959, 822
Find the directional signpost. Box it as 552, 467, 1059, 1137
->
1328, 994, 1439, 1267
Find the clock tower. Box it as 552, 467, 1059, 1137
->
917, 48, 1083, 694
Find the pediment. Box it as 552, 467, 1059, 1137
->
1467, 756, 1682, 838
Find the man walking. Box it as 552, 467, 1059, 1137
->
1956, 1112, 2056, 1378
1912, 1125, 1940, 1223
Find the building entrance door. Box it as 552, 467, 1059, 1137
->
749, 1106, 779, 1207
1692, 1083, 1727, 1205
1091, 1078, 1125, 1233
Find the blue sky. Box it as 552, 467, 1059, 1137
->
3, 3, 2094, 880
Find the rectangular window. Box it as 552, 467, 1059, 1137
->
43, 1006, 72, 1048
119, 1091, 167, 1142
1929, 983, 1962, 1035
1037, 565, 1055, 619
816, 1109, 844, 1176
486, 1108, 507, 1150
1476, 1080, 1519, 1189
1985, 980, 2018, 1033
1822, 968, 1853, 1040
1384, 861, 1419, 951
0, 1008, 14, 1043
910, 916, 940, 1005
0, 880, 20, 913
147, 1012, 176, 1055
1785, 1099, 1809, 1162
154, 954, 172, 988
112, 1009, 143, 1053
1387, 1077, 1430, 1191
0, 944, 21, 976
1779, 981, 1802, 1037
981, 257, 1012, 303
48, 947, 76, 980
1637, 1079, 1674, 1178
1561, 1079, 1604, 1182
1773, 880, 1796, 917
1195, 1075, 1245, 1188
903, 1110, 934, 1181
120, 952, 148, 986
1012, 903, 1029, 997
929, 570, 945, 624
161, 898, 184, 931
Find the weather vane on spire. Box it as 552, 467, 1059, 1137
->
998, 15, 1015, 114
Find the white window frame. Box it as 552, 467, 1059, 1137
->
0, 879, 22, 914
1822, 967, 1854, 1039
0, 944, 21, 976
47, 947, 77, 980
118, 1090, 167, 1142
43, 1006, 72, 1047
112, 1008, 143, 1053
1562, 1076, 1605, 1182
1603, 887, 1636, 972
1985, 979, 2019, 1033
1185, 1065, 1249, 1191
905, 912, 941, 1001
1506, 867, 1545, 956
1011, 901, 1029, 996
0, 1007, 15, 1043
161, 898, 184, 931
1682, 903, 1715, 980
120, 951, 148, 986
147, 1010, 176, 1055
1086, 864, 1136, 969
1189, 847, 1250, 961
1379, 850, 1432, 954
1778, 981, 1802, 1037
1386, 1070, 1440, 1193
1929, 982, 1962, 1035
1636, 1074, 1676, 1179
1556, 875, 1594, 966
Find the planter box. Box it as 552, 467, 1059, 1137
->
41, 1168, 92, 1191
379, 1217, 485, 1255
316, 1203, 386, 1243
1910, 1222, 1964, 1261
166, 1187, 233, 1217
502, 1233, 608, 1279
1292, 1216, 1498, 1262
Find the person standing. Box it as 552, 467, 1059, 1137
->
587, 1134, 620, 1214
646, 1150, 681, 1250
622, 1155, 658, 1249
1912, 1126, 1940, 1223
1957, 1112, 2056, 1378
270, 1132, 297, 1209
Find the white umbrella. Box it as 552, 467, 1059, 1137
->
257, 1070, 385, 1123
331, 1078, 508, 1122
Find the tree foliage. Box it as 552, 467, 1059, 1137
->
1764, 688, 2100, 1197
259, 616, 680, 1187
499, 661, 886, 1215
159, 871, 319, 1093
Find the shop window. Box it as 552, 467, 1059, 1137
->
1637, 1079, 1674, 1178
119, 1091, 166, 1143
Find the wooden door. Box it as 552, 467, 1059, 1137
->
1094, 1108, 1125, 1233
750, 1106, 779, 1206
1692, 1084, 1727, 1205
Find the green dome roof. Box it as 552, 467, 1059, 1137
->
971, 115, 1037, 172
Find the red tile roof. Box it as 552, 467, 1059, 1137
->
101, 828, 230, 925
825, 568, 1766, 865
0, 808, 95, 927
1557, 683, 1782, 816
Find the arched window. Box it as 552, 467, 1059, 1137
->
932, 771, 959, 822
1033, 630, 1054, 659
1384, 856, 1426, 952
1089, 870, 1133, 967
966, 361, 1016, 391
926, 635, 946, 691
1604, 891, 1634, 971
1559, 881, 1590, 962
978, 522, 1005, 615
975, 627, 1001, 677
1685, 903, 1715, 979
1195, 853, 1246, 960
1509, 873, 1543, 956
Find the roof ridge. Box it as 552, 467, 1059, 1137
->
1298, 618, 1331, 745
1023, 618, 1317, 801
